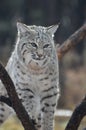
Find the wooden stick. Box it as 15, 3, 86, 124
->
57, 23, 86, 59
65, 95, 86, 130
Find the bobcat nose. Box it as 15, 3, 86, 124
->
37, 49, 43, 58
38, 54, 43, 58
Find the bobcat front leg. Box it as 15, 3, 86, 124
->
41, 90, 59, 130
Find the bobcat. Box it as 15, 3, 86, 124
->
0, 22, 60, 130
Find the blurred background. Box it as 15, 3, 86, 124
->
0, 0, 86, 130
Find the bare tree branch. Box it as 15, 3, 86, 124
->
0, 63, 36, 130
65, 95, 86, 130
57, 23, 86, 59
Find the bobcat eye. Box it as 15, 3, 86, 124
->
43, 44, 50, 48
31, 42, 37, 48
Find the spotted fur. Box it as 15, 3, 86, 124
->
0, 22, 60, 130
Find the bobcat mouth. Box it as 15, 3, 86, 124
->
32, 54, 46, 61
32, 56, 45, 61
35, 57, 44, 60
28, 57, 49, 71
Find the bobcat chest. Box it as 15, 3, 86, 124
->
28, 74, 50, 92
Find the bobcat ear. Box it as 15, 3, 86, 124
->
17, 22, 29, 34
17, 22, 36, 37
47, 24, 59, 35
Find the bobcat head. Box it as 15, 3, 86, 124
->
16, 22, 59, 70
